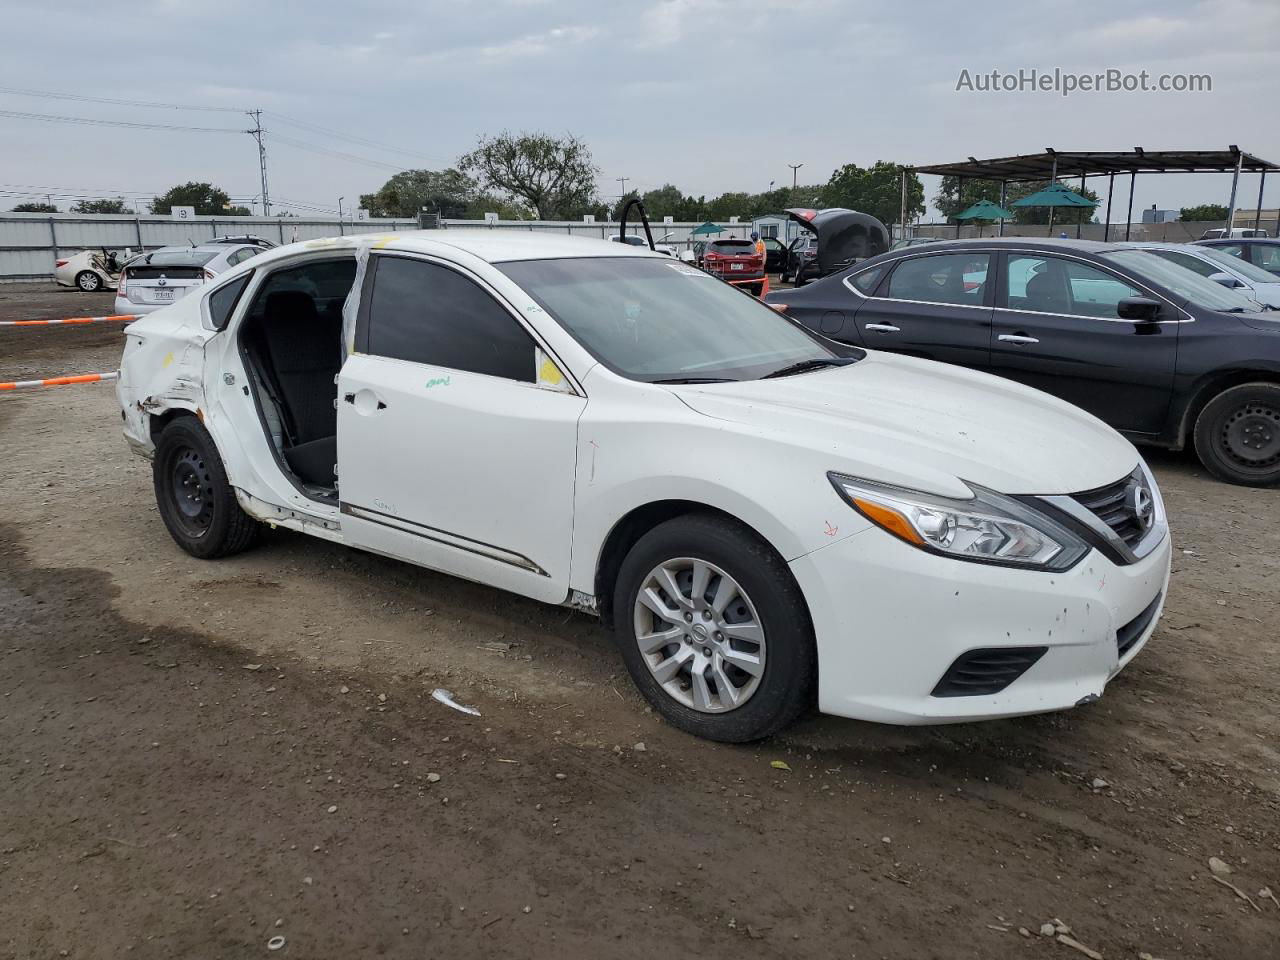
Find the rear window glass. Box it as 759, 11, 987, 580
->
145, 250, 218, 268
208, 274, 252, 330
709, 240, 754, 252
849, 266, 884, 294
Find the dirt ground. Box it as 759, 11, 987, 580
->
1, 282, 1277, 960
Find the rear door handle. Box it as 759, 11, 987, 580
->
998, 334, 1040, 345
864, 323, 901, 333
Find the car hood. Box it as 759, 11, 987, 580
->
671, 351, 1138, 497
1247, 282, 1280, 307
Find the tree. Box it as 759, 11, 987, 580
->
823, 162, 924, 226
459, 131, 599, 220
71, 198, 129, 214
151, 182, 233, 216
359, 168, 479, 219
463, 192, 533, 221
224, 205, 252, 216
1180, 203, 1228, 222
10, 202, 58, 213
609, 189, 641, 222
635, 185, 708, 222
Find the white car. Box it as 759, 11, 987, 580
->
116, 231, 1171, 741
54, 248, 125, 292
115, 243, 264, 316
1121, 241, 1280, 308
1199, 227, 1269, 240
611, 233, 678, 257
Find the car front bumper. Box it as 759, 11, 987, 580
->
790, 524, 1172, 725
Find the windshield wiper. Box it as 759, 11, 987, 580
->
651, 377, 738, 384
761, 357, 854, 379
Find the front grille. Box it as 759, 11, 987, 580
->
931, 647, 1047, 698
1117, 593, 1162, 658
1071, 471, 1146, 549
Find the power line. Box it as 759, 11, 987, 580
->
266, 112, 452, 165
270, 133, 408, 172
0, 108, 242, 133
0, 85, 246, 113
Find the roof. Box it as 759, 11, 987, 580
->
382, 229, 658, 263
881, 237, 1129, 254
911, 149, 1279, 181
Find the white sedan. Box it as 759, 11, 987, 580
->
114, 243, 264, 316
116, 231, 1171, 741
54, 248, 125, 292
1121, 241, 1280, 308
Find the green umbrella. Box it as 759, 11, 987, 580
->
955, 199, 1016, 220
1013, 182, 1096, 234
1012, 183, 1096, 209
690, 221, 725, 236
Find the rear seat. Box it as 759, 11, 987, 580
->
256, 291, 342, 486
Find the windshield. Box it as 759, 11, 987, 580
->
499, 257, 843, 382
1102, 250, 1263, 312
612, 236, 648, 246
1195, 245, 1278, 284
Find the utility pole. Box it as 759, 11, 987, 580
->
246, 108, 270, 217
788, 163, 803, 190
616, 176, 629, 199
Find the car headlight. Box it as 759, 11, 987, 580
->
829, 473, 1089, 572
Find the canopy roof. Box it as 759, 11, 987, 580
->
955, 199, 1016, 220
912, 149, 1278, 181
1012, 183, 1097, 208
691, 221, 725, 235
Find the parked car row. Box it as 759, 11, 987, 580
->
766, 236, 1280, 487
54, 236, 276, 300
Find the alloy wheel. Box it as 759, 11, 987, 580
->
632, 557, 766, 713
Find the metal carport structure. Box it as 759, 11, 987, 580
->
902, 147, 1279, 240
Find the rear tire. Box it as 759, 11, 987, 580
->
75, 270, 102, 292
153, 417, 261, 558
612, 514, 816, 742
1192, 382, 1280, 487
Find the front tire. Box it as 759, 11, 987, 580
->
76, 270, 102, 292
612, 514, 816, 742
1193, 383, 1280, 486
153, 417, 260, 558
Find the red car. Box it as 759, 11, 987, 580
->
699, 238, 767, 295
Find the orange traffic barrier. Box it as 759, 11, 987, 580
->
0, 371, 118, 391
0, 314, 137, 327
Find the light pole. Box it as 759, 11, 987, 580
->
338, 197, 345, 236
788, 163, 803, 189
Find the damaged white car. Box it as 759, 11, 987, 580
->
117, 231, 1171, 742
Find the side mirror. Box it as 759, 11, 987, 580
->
1117, 296, 1162, 322
1208, 271, 1243, 289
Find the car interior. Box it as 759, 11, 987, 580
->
237, 257, 358, 497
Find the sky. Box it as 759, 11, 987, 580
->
1, 0, 1278, 222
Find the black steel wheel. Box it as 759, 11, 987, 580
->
153, 417, 261, 557
1193, 383, 1280, 487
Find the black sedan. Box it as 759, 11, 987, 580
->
765, 237, 1280, 486
1196, 237, 1280, 277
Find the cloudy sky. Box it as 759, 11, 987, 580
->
1, 0, 1277, 221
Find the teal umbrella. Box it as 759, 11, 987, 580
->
1011, 182, 1096, 210
1013, 182, 1096, 234
955, 199, 1016, 220
955, 199, 1016, 237
690, 221, 724, 236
